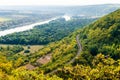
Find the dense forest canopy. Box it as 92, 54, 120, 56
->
0, 18, 96, 45
79, 9, 120, 59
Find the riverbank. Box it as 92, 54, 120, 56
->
0, 15, 71, 37
0, 17, 59, 36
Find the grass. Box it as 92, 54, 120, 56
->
0, 17, 11, 22
21, 45, 44, 54
0, 44, 44, 54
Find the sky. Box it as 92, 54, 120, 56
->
0, 0, 120, 6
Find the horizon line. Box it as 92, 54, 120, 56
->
0, 3, 120, 7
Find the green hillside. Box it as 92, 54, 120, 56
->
79, 9, 120, 59
54, 9, 120, 79
27, 9, 120, 79
0, 9, 120, 79
34, 9, 120, 79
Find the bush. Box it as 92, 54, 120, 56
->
24, 50, 30, 53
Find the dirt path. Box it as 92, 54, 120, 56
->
46, 34, 82, 75
67, 35, 82, 64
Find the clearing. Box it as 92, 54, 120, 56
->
0, 17, 11, 22
0, 44, 44, 54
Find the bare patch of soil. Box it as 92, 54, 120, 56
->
25, 63, 36, 70
36, 54, 52, 65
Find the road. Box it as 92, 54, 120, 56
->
67, 35, 82, 64
46, 34, 82, 75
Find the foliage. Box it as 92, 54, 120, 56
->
55, 54, 120, 80
0, 18, 96, 45
0, 9, 120, 79
24, 49, 30, 53
79, 9, 120, 59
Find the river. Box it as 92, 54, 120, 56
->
0, 15, 71, 37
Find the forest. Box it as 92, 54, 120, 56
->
0, 18, 96, 44
0, 9, 120, 79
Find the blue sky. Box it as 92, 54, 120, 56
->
0, 0, 120, 6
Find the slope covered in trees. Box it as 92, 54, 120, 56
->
51, 9, 120, 79
0, 9, 120, 79
28, 9, 120, 79
79, 9, 120, 59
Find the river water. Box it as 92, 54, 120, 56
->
0, 15, 71, 37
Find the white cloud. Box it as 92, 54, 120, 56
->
0, 0, 120, 6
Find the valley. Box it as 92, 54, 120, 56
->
0, 4, 120, 80
0, 17, 96, 45
0, 15, 71, 36
0, 17, 58, 36
0, 10, 62, 31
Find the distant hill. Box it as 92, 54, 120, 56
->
1, 4, 120, 16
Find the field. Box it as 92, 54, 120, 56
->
21, 45, 44, 54
0, 17, 11, 22
0, 44, 44, 54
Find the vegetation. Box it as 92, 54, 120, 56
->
79, 9, 120, 59
0, 18, 96, 45
31, 9, 120, 79
0, 12, 61, 30
0, 17, 11, 22
0, 9, 120, 79
55, 54, 120, 80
